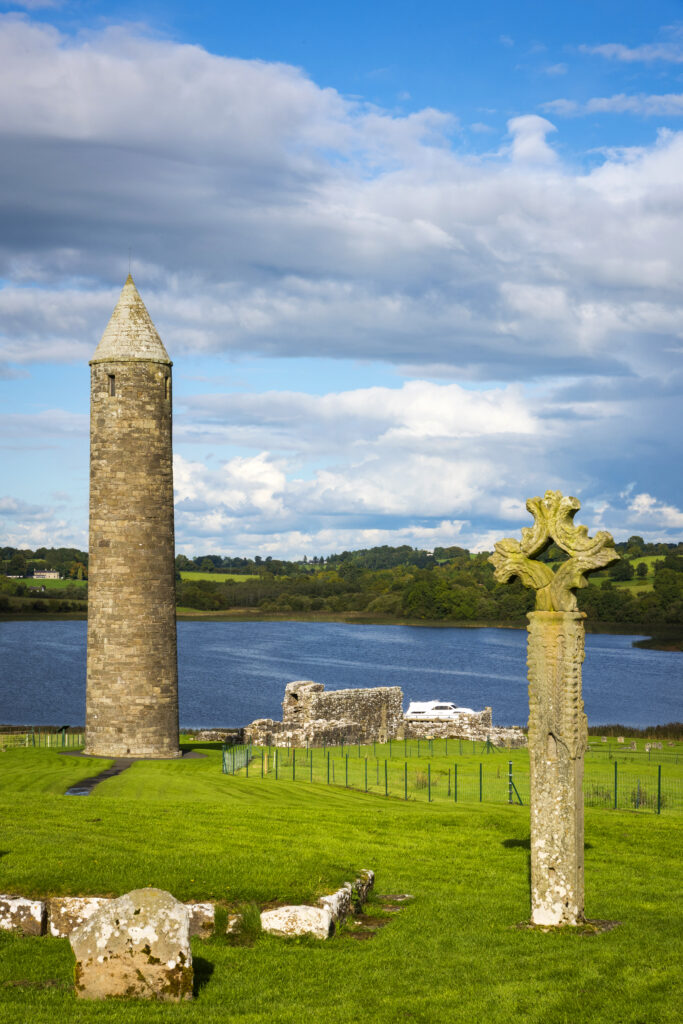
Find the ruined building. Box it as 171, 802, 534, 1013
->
84, 276, 180, 758
244, 681, 526, 748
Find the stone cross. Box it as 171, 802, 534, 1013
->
489, 490, 619, 926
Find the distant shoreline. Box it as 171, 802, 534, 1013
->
1, 609, 681, 651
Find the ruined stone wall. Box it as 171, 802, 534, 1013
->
281, 681, 404, 744
85, 358, 179, 758
244, 682, 523, 748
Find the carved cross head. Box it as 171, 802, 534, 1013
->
488, 490, 619, 612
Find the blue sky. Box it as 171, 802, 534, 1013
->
1, 0, 683, 557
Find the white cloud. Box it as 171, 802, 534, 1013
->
629, 493, 683, 529
1, 2, 62, 9
580, 41, 683, 63
0, 409, 88, 439
506, 114, 558, 164
0, 17, 682, 556
543, 93, 683, 117
0, 18, 680, 387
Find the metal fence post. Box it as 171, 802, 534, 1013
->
428, 762, 431, 802
508, 760, 513, 804
261, 748, 264, 777
275, 747, 279, 780
479, 763, 483, 802
327, 751, 330, 785
385, 759, 388, 797
454, 763, 457, 803
310, 748, 313, 783
448, 767, 451, 796
232, 746, 235, 773
345, 754, 349, 788
614, 760, 617, 809
365, 757, 368, 792
404, 761, 408, 800
246, 749, 249, 778
657, 765, 661, 815
293, 747, 296, 782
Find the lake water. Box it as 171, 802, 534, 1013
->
0, 620, 680, 729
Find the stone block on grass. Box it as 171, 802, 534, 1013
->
260, 905, 334, 939
48, 897, 110, 938
0, 895, 46, 935
70, 888, 192, 1001
185, 902, 214, 938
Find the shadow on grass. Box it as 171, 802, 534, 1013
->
192, 956, 214, 996
180, 743, 222, 753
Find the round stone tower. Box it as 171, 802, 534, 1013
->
85, 275, 180, 758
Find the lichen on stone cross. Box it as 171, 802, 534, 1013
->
488, 490, 619, 612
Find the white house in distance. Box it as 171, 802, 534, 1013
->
33, 570, 60, 579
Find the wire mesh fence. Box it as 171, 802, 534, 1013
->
221, 743, 253, 775
0, 728, 85, 751
585, 743, 681, 765
220, 742, 682, 815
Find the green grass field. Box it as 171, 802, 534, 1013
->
0, 743, 681, 1023
18, 578, 87, 590
180, 572, 259, 583
611, 579, 655, 592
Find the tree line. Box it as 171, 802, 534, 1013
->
2, 538, 683, 628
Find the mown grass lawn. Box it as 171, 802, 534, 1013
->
0, 745, 680, 1024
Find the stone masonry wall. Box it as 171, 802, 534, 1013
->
85, 358, 179, 758
283, 681, 404, 742
245, 681, 403, 746
244, 682, 526, 748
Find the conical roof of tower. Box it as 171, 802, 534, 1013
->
91, 275, 171, 363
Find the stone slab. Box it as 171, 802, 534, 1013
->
260, 905, 334, 939
185, 902, 214, 938
0, 895, 45, 935
48, 897, 110, 938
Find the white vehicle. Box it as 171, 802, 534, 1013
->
405, 700, 475, 720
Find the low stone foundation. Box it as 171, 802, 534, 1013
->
404, 716, 526, 747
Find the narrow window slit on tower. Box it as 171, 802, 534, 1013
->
108, 374, 116, 397
165, 376, 170, 400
